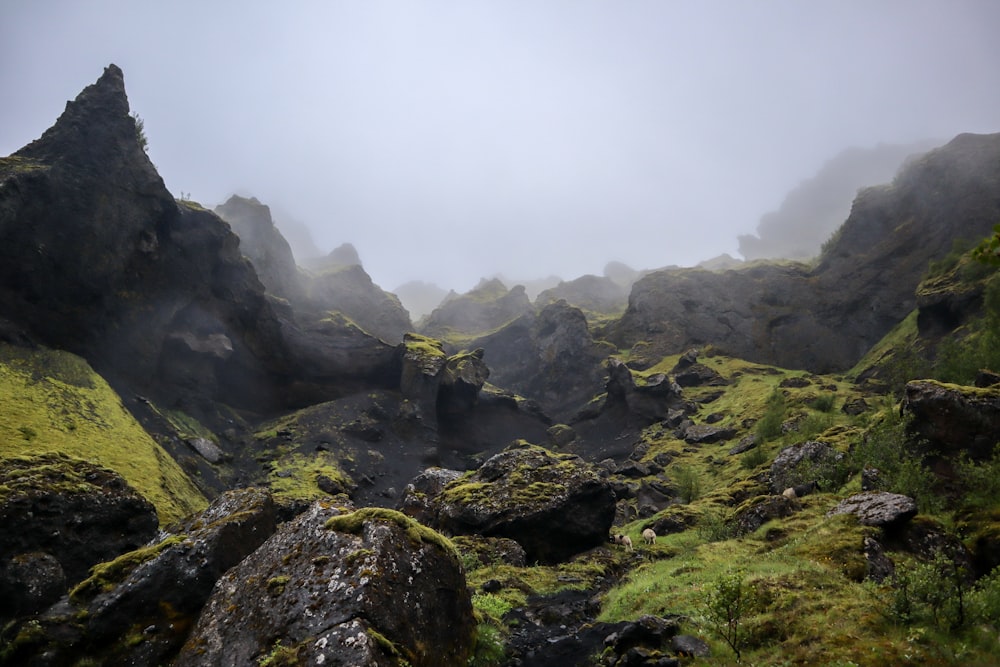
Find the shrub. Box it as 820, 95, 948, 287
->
956, 445, 1000, 510
850, 411, 939, 512
755, 390, 786, 443
809, 393, 836, 413
673, 465, 701, 504
701, 568, 759, 663
739, 445, 769, 470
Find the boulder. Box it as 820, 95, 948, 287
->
731, 495, 799, 536
0, 452, 158, 587
174, 506, 475, 667
606, 358, 689, 424
0, 552, 66, 621
397, 467, 464, 524
827, 492, 918, 526
903, 379, 1000, 461
682, 423, 737, 444
427, 443, 616, 563
672, 362, 729, 388
76, 488, 277, 665
769, 440, 844, 494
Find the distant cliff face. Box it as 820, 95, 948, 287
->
738, 139, 938, 261
214, 195, 306, 304
612, 133, 1000, 373
419, 278, 533, 340
0, 65, 396, 414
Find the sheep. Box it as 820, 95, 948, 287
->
782, 480, 820, 500
642, 528, 656, 545
611, 533, 633, 551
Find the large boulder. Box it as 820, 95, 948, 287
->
426, 443, 617, 563
903, 379, 1000, 461
0, 453, 158, 589
769, 441, 844, 494
174, 505, 475, 667
467, 300, 613, 422
828, 492, 918, 526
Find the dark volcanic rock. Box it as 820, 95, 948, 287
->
467, 299, 613, 421
214, 194, 305, 304
606, 358, 689, 424
828, 492, 918, 526
682, 423, 737, 444
38, 488, 280, 666
770, 440, 844, 494
0, 552, 66, 622
609, 133, 1000, 373
535, 274, 628, 316
427, 443, 616, 564
174, 505, 475, 667
731, 495, 799, 536
304, 263, 413, 344
0, 65, 399, 420
420, 278, 532, 340
0, 452, 157, 587
903, 379, 1000, 461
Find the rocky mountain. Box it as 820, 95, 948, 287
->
738, 139, 939, 261
419, 278, 533, 342
610, 132, 1000, 373
2, 66, 1000, 666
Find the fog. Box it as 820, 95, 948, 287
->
3, 1, 999, 294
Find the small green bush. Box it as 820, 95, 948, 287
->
701, 568, 759, 663
673, 466, 701, 504
755, 390, 786, 443
809, 393, 836, 412
740, 445, 769, 470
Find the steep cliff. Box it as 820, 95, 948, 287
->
611, 133, 1000, 373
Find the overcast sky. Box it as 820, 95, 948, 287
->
3, 1, 999, 293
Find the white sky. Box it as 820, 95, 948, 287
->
2, 1, 999, 293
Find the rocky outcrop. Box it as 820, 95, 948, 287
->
0, 453, 158, 590
610, 133, 1000, 372
174, 506, 475, 667
214, 195, 305, 304
420, 278, 532, 340
769, 441, 844, 494
731, 495, 799, 536
469, 301, 613, 421
0, 65, 400, 421
828, 492, 918, 526
17, 488, 279, 666
738, 140, 936, 261
304, 262, 413, 344
535, 274, 628, 316
604, 358, 690, 425
903, 379, 1000, 461
423, 443, 616, 564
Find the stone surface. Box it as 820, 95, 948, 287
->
903, 379, 1000, 461
427, 443, 616, 563
770, 440, 844, 494
828, 492, 918, 526
174, 505, 475, 667
0, 452, 158, 586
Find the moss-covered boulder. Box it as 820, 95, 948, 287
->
427, 443, 616, 564
4, 487, 278, 666
174, 505, 474, 667
0, 452, 158, 588
903, 379, 1000, 461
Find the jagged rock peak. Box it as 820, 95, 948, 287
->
18, 65, 136, 164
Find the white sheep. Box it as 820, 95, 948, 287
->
611, 533, 633, 551
642, 528, 656, 545
782, 487, 797, 499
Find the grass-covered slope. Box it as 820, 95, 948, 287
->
0, 343, 207, 525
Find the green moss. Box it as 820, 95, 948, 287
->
325, 507, 458, 559
266, 576, 290, 596
267, 451, 352, 502
70, 534, 187, 602
0, 155, 48, 178
0, 344, 207, 525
